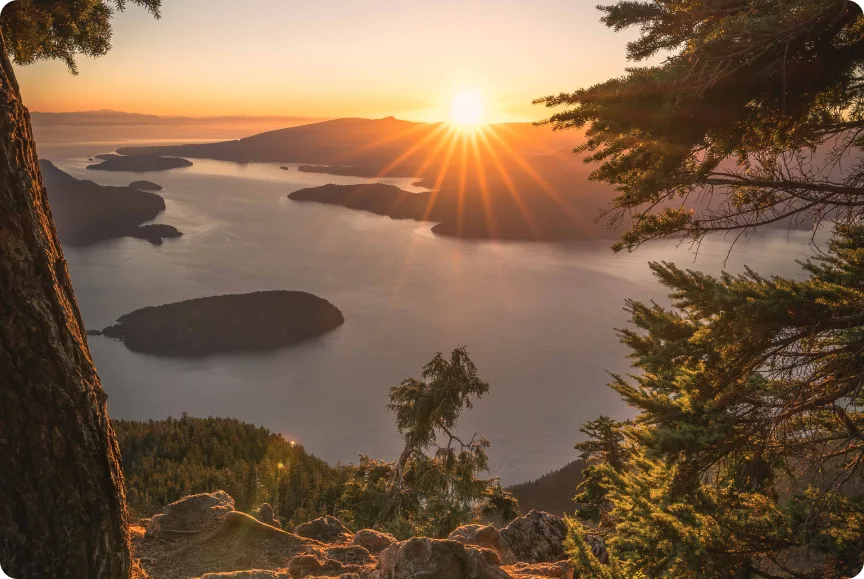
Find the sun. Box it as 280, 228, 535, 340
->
449, 90, 485, 127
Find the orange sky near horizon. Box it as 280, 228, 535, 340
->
13, 0, 647, 123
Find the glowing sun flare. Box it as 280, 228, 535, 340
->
449, 90, 485, 126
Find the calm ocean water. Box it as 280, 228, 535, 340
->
35, 126, 823, 484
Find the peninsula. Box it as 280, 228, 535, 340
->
288, 182, 617, 241
40, 160, 183, 246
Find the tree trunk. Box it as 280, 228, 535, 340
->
0, 32, 131, 579
373, 443, 412, 529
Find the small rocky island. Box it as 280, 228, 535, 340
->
87, 153, 193, 172
129, 180, 163, 191
40, 160, 183, 246
89, 291, 345, 357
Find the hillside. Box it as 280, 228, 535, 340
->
113, 416, 348, 526
506, 459, 585, 517
39, 160, 183, 246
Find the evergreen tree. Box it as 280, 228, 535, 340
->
536, 0, 864, 252
0, 3, 161, 578
538, 1, 864, 577
569, 225, 864, 578
340, 347, 519, 538
573, 416, 628, 525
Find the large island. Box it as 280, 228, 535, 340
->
90, 291, 345, 357
288, 182, 617, 241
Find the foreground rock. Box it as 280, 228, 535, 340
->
255, 503, 280, 528
87, 153, 193, 172
503, 562, 573, 579
92, 291, 345, 357
376, 538, 512, 579
293, 515, 354, 543
194, 571, 292, 579
500, 511, 567, 564
351, 529, 396, 554
135, 509, 321, 579
132, 491, 585, 579
449, 524, 516, 564
145, 491, 234, 538
40, 160, 183, 246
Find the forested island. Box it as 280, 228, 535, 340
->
288, 182, 614, 241
90, 291, 345, 357
40, 160, 183, 246
87, 153, 193, 172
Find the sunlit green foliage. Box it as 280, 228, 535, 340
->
113, 415, 348, 528
541, 2, 864, 575
567, 224, 864, 578
573, 416, 628, 525
0, 0, 161, 74
339, 347, 520, 538
536, 0, 864, 252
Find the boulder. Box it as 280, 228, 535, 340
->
293, 515, 354, 543
499, 510, 567, 563
351, 529, 396, 554
325, 545, 372, 565
194, 571, 292, 579
145, 491, 234, 537
256, 503, 280, 528
448, 524, 515, 564
376, 537, 512, 579
472, 547, 502, 566
504, 561, 573, 579
287, 554, 322, 577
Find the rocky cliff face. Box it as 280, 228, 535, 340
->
131, 491, 608, 579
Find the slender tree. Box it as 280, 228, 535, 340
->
374, 346, 491, 528
345, 346, 518, 537
0, 2, 161, 578
572, 416, 628, 525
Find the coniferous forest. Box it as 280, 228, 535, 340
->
113, 416, 348, 528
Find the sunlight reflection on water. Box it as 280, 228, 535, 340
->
37, 134, 823, 484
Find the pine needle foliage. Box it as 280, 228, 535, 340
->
339, 347, 520, 539
1, 0, 161, 74
536, 0, 864, 252
569, 224, 864, 578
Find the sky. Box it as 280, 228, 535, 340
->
15, 0, 645, 123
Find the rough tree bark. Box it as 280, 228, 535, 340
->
0, 31, 131, 579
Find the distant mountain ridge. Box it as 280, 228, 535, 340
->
113, 116, 622, 241
31, 109, 323, 127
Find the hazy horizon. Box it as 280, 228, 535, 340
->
15, 0, 654, 123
